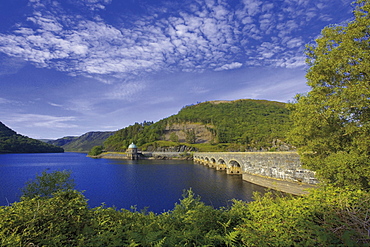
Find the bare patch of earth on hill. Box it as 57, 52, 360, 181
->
163, 123, 215, 144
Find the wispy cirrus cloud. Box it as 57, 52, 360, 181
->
5, 113, 78, 129
0, 97, 13, 104
105, 82, 147, 100
215, 62, 243, 71
0, 55, 26, 76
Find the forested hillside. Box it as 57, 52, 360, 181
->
0, 122, 64, 153
48, 131, 114, 152
104, 99, 292, 152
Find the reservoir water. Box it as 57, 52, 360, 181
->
0, 152, 267, 213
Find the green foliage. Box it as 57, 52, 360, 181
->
140, 140, 182, 151
1, 178, 370, 247
0, 190, 91, 246
174, 100, 290, 146
104, 100, 291, 152
184, 129, 196, 144
158, 189, 229, 246
21, 170, 76, 199
88, 145, 104, 156
169, 132, 179, 142
0, 121, 17, 138
0, 121, 64, 153
189, 142, 230, 152
288, 0, 370, 189
104, 121, 158, 151
237, 192, 329, 246
235, 187, 370, 246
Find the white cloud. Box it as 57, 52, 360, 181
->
286, 37, 304, 48
191, 86, 210, 94
215, 62, 243, 71
68, 0, 112, 10
274, 55, 306, 68
241, 0, 262, 16
0, 56, 26, 75
27, 15, 63, 32
105, 82, 147, 100
48, 102, 64, 107
0, 0, 353, 80
0, 98, 12, 104
7, 114, 78, 129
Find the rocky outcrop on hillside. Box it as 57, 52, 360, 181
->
162, 123, 215, 144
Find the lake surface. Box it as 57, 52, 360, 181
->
0, 152, 267, 213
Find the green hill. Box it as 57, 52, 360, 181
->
48, 131, 115, 152
104, 99, 293, 152
0, 122, 64, 153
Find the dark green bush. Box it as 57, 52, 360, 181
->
88, 145, 104, 156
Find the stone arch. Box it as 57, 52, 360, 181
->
198, 157, 205, 165
217, 158, 227, 170
218, 158, 225, 164
205, 157, 216, 168
193, 155, 200, 164
205, 157, 209, 165
227, 160, 242, 174
205, 157, 212, 167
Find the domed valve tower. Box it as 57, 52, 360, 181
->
126, 142, 139, 160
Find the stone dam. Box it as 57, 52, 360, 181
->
193, 152, 318, 195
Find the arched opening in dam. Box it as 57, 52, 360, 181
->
208, 157, 216, 168
217, 158, 227, 170
228, 160, 242, 174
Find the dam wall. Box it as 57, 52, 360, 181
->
193, 152, 318, 195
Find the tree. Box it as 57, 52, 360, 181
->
21, 170, 76, 198
169, 132, 179, 142
185, 129, 196, 144
89, 145, 104, 156
288, 0, 370, 189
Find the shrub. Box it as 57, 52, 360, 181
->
21, 170, 75, 199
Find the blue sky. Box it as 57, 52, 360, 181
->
0, 0, 353, 139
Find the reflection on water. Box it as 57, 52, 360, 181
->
0, 153, 267, 213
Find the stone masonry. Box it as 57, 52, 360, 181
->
193, 152, 318, 195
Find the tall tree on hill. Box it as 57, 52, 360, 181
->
289, 0, 370, 189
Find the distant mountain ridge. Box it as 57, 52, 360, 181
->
48, 131, 115, 152
0, 122, 64, 153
